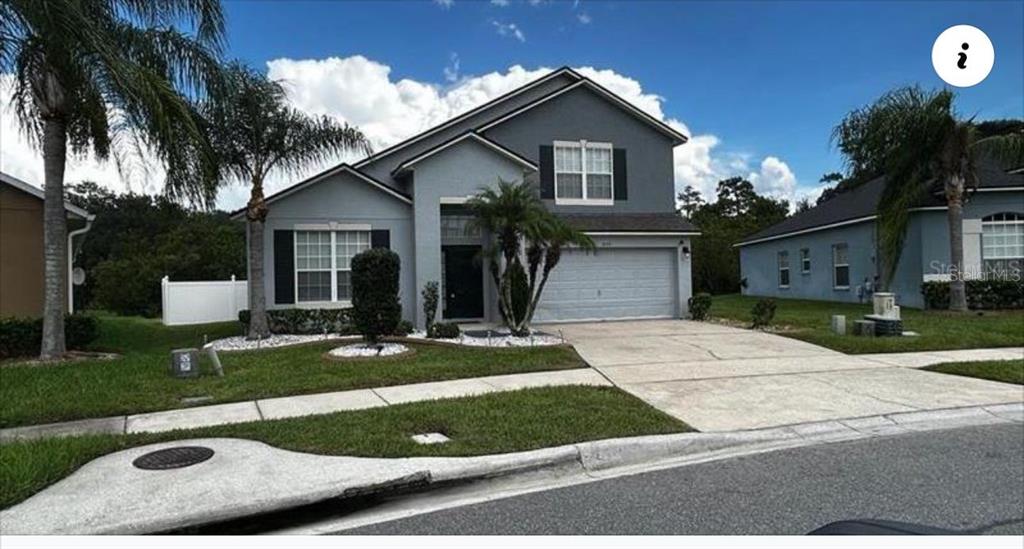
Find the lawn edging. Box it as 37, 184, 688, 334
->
4, 401, 1020, 535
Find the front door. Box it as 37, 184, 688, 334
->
443, 245, 484, 319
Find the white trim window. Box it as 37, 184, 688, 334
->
982, 212, 1024, 277
832, 243, 850, 289
778, 251, 790, 288
295, 230, 371, 303
800, 248, 811, 274
554, 140, 613, 205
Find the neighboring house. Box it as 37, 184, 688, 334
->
735, 160, 1023, 309
232, 67, 699, 327
0, 172, 95, 317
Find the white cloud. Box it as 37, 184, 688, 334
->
1, 59, 807, 211
491, 20, 526, 42
443, 53, 461, 83
490, 0, 510, 6
577, 12, 592, 24
433, 0, 454, 9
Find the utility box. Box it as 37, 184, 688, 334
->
170, 348, 200, 378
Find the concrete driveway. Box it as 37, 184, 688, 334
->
554, 320, 1023, 432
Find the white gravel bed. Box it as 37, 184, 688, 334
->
328, 343, 410, 358
405, 331, 563, 347
208, 334, 353, 351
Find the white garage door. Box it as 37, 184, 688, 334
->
534, 247, 678, 322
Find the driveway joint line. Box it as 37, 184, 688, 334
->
621, 364, 896, 385
796, 372, 924, 412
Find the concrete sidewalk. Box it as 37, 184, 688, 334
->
0, 368, 610, 442
556, 320, 1022, 432
3, 402, 1020, 535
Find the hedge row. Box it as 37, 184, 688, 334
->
238, 308, 355, 335
921, 279, 1024, 310
0, 314, 100, 359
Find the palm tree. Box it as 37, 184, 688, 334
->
833, 87, 1024, 311
197, 63, 372, 339
2, 0, 225, 359
467, 181, 593, 335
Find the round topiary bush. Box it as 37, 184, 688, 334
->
351, 248, 402, 343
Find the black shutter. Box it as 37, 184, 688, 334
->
539, 145, 554, 199
613, 148, 628, 200
371, 229, 390, 249
273, 230, 294, 304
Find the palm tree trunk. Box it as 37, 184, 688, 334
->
946, 175, 968, 312
246, 178, 271, 339
40, 117, 68, 359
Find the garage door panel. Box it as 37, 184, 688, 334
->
534, 248, 678, 322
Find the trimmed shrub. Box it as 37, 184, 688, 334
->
751, 298, 776, 329
421, 281, 439, 333
238, 308, 352, 335
393, 319, 415, 336
428, 321, 461, 339
351, 248, 402, 343
0, 314, 99, 359
688, 293, 712, 321
921, 280, 1024, 310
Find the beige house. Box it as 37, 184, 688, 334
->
0, 172, 94, 317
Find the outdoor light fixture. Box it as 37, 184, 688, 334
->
681, 245, 691, 259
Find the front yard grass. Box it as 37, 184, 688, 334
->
710, 294, 1024, 354
0, 385, 690, 510
923, 359, 1024, 385
0, 314, 586, 428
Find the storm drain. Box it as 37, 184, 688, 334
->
132, 446, 215, 470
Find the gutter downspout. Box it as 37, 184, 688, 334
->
67, 215, 95, 313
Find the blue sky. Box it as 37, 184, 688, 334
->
3, 0, 1022, 208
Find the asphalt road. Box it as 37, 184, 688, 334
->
343, 423, 1024, 535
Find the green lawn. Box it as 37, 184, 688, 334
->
0, 385, 690, 510
710, 294, 1024, 354
924, 359, 1024, 385
0, 314, 586, 428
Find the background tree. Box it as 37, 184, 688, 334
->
195, 63, 371, 339
467, 181, 593, 336
676, 185, 705, 218
814, 172, 847, 205
687, 177, 789, 294
2, 0, 225, 359
833, 87, 1024, 310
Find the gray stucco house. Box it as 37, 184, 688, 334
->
736, 161, 1023, 309
233, 67, 699, 327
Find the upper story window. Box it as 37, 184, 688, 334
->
554, 140, 613, 205
982, 212, 1023, 278
800, 248, 811, 274
295, 230, 370, 303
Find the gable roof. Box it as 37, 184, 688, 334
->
559, 212, 699, 235
392, 131, 538, 176
229, 164, 411, 220
476, 78, 689, 145
0, 171, 93, 220
735, 158, 1024, 247
355, 67, 586, 170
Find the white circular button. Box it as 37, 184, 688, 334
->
932, 25, 995, 88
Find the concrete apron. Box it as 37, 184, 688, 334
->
552, 320, 1024, 431
2, 403, 1021, 535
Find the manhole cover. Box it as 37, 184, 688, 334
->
132, 446, 214, 470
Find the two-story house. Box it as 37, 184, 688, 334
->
234, 67, 699, 327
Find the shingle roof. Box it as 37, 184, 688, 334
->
736, 158, 1023, 246
558, 212, 699, 234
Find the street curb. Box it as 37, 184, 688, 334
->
2, 402, 1021, 535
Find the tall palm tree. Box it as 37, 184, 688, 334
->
2, 0, 225, 359
467, 181, 593, 335
197, 63, 371, 339
833, 87, 1024, 311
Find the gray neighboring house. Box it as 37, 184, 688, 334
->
232, 67, 699, 327
736, 160, 1024, 309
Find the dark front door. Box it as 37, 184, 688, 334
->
443, 246, 484, 319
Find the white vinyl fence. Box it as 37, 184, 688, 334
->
161, 275, 248, 326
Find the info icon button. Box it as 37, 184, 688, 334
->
932, 25, 994, 88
